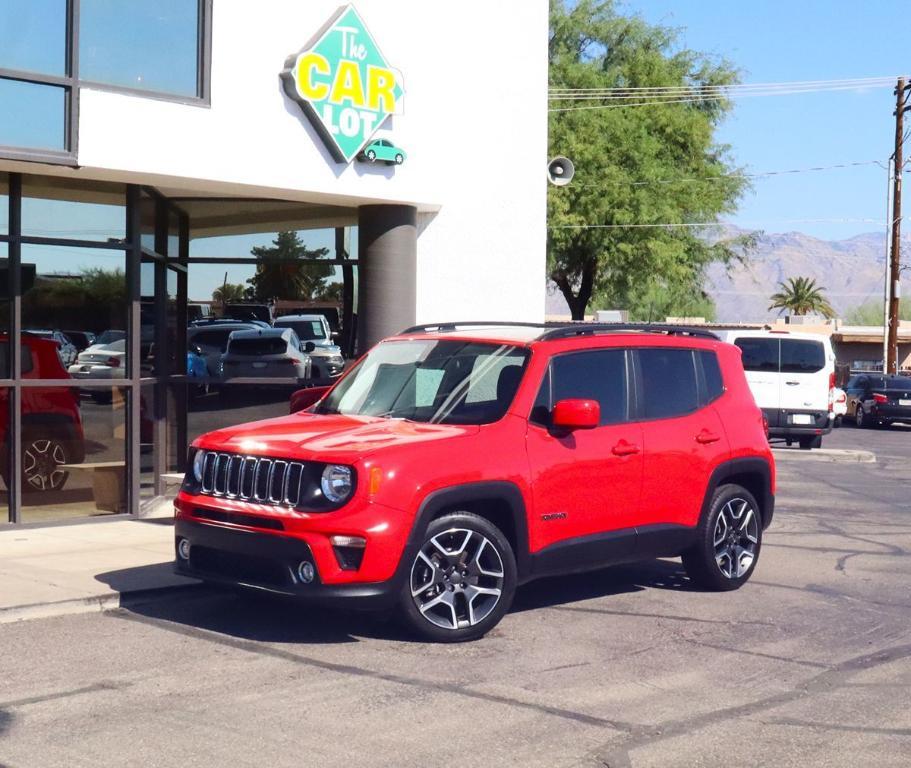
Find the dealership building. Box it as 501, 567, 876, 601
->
0, 1, 547, 524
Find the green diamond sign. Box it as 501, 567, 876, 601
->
281, 5, 405, 164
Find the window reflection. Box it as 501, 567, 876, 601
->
0, 0, 67, 76
0, 388, 8, 522
22, 177, 126, 242
0, 78, 66, 151
0, 173, 8, 234
20, 386, 127, 522
21, 245, 127, 375
80, 0, 201, 97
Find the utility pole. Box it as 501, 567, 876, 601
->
887, 78, 910, 373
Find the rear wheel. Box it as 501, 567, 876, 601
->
799, 435, 821, 450
399, 512, 516, 642
682, 484, 762, 591
22, 434, 70, 493
855, 405, 868, 428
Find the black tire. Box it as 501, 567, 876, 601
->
799, 435, 821, 450
366, 150, 376, 161
398, 512, 516, 643
682, 484, 762, 591
22, 433, 71, 493
834, 415, 842, 428
855, 405, 867, 428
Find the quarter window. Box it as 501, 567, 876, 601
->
700, 350, 725, 402
638, 348, 699, 419
536, 349, 628, 426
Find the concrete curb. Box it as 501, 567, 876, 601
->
0, 583, 203, 625
772, 447, 876, 464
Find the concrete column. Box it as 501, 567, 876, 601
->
357, 204, 417, 353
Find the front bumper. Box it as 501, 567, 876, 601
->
175, 519, 400, 608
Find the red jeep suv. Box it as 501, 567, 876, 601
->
175, 323, 775, 642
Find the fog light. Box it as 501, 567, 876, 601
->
298, 561, 316, 584
177, 538, 191, 561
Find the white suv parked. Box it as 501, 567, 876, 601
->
720, 330, 835, 449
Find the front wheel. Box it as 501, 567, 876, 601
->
22, 435, 70, 493
394, 153, 404, 165
682, 484, 762, 591
399, 512, 516, 642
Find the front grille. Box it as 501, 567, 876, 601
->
198, 450, 305, 506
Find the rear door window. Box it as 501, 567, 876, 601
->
638, 348, 699, 419
780, 339, 825, 373
699, 350, 725, 403
0, 343, 34, 376
533, 349, 628, 426
734, 338, 779, 372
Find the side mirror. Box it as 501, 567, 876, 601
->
290, 386, 330, 413
331, 331, 340, 341
552, 399, 600, 430
304, 341, 316, 353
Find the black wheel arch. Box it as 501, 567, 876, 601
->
701, 457, 775, 530
400, 482, 531, 583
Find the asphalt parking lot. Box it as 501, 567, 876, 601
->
1, 426, 909, 768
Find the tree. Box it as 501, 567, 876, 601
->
212, 282, 247, 306
768, 276, 835, 318
548, 0, 750, 320
247, 231, 331, 302
846, 298, 911, 325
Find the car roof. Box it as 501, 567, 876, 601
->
228, 328, 291, 340
391, 322, 722, 348
719, 329, 832, 343
274, 314, 326, 323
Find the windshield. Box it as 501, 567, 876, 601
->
277, 319, 326, 341
317, 340, 529, 424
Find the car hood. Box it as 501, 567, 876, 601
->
196, 411, 478, 462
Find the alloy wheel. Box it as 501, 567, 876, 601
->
410, 527, 505, 630
713, 498, 759, 579
23, 439, 68, 491
855, 406, 864, 427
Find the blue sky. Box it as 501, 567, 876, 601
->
623, 0, 907, 241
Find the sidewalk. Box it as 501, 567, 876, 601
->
0, 518, 199, 624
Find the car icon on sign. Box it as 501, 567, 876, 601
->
359, 139, 406, 165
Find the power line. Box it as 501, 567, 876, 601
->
548, 75, 902, 94
548, 217, 890, 230
569, 159, 884, 189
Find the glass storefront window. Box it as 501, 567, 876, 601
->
0, 242, 9, 346
22, 177, 126, 243
190, 228, 338, 259
21, 245, 127, 374
0, 78, 66, 151
80, 0, 201, 97
0, 0, 67, 76
20, 386, 126, 522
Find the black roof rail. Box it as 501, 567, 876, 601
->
538, 323, 719, 341
399, 321, 548, 334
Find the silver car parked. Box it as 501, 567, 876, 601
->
219, 327, 312, 384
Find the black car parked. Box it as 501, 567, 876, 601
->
845, 374, 911, 427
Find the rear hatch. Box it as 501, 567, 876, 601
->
873, 378, 911, 418
223, 337, 300, 377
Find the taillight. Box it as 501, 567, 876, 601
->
872, 393, 888, 404
827, 372, 836, 412
105, 356, 121, 367
837, 392, 846, 403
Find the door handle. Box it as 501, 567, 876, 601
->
611, 440, 640, 457
695, 430, 721, 444
785, 381, 800, 386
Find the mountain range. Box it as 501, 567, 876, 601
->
545, 229, 911, 323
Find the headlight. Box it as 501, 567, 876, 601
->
321, 465, 353, 503
192, 450, 206, 483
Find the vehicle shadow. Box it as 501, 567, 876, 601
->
511, 558, 693, 613
101, 558, 694, 645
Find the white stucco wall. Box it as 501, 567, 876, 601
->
74, 0, 547, 323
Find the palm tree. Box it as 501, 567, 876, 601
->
768, 276, 835, 318
212, 282, 247, 307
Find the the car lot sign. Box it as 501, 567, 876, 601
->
282, 5, 404, 164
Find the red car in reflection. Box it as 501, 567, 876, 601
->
1, 334, 86, 492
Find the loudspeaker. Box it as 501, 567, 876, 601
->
547, 156, 575, 186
